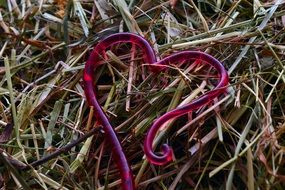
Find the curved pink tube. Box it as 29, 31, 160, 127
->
144, 51, 229, 165
83, 33, 229, 189
84, 33, 156, 190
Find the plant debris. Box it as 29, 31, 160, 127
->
0, 1, 285, 189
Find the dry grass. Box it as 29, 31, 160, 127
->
1, 0, 285, 189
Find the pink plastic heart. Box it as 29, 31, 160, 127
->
83, 33, 229, 190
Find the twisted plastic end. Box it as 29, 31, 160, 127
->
144, 138, 173, 165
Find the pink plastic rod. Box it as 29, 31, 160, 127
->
84, 33, 156, 190
144, 51, 229, 165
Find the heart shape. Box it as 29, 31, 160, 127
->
83, 33, 229, 190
